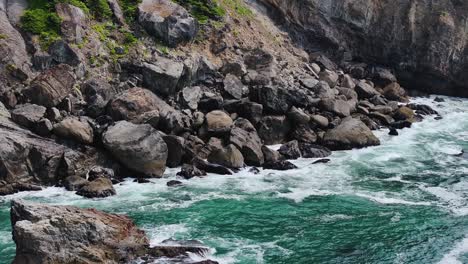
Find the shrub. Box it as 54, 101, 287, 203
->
119, 0, 142, 22
21, 9, 61, 35
174, 0, 226, 24
86, 0, 113, 20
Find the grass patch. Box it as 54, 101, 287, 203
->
221, 0, 253, 18
174, 0, 225, 24
119, 0, 142, 22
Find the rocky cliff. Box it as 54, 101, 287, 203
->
256, 0, 468, 96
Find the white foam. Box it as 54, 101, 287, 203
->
148, 223, 189, 246
354, 193, 432, 206
438, 236, 468, 264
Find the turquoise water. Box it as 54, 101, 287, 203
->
1, 96, 468, 263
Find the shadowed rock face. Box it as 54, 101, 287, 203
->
257, 0, 468, 96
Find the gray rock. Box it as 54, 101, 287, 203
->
56, 3, 87, 44
313, 81, 335, 99
142, 59, 185, 96
11, 104, 46, 129
82, 78, 116, 117
10, 200, 148, 263
257, 115, 291, 145
319, 69, 339, 88
35, 118, 53, 137
236, 101, 263, 125
107, 0, 126, 25
138, 0, 197, 47
320, 98, 352, 117
310, 114, 329, 128
180, 86, 202, 110
355, 81, 380, 99
48, 40, 81, 66
323, 117, 380, 150
221, 61, 247, 76
103, 121, 168, 177
290, 124, 317, 143
223, 74, 244, 99
261, 145, 282, 163
163, 135, 185, 168
299, 143, 331, 158
108, 87, 166, 121
229, 118, 264, 166
24, 64, 76, 107
341, 74, 356, 89
207, 144, 244, 169
205, 110, 233, 134
53, 117, 94, 144
63, 175, 88, 191
278, 140, 301, 160
76, 178, 116, 198
288, 106, 310, 124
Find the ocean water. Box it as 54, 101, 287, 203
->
1, 95, 468, 264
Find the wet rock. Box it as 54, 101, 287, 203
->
11, 200, 148, 263
390, 120, 412, 129
230, 118, 264, 166
11, 104, 46, 129
138, 0, 197, 47
63, 175, 88, 191
389, 127, 399, 136
278, 140, 301, 160
382, 82, 406, 101
142, 59, 185, 96
299, 143, 332, 158
53, 117, 94, 144
167, 180, 183, 187
434, 97, 445, 102
312, 158, 331, 164
207, 144, 244, 169
176, 164, 206, 179
103, 121, 168, 177
263, 160, 297, 171
193, 157, 232, 175
163, 135, 185, 168
355, 81, 380, 99
24, 64, 75, 107
249, 167, 261, 174
408, 104, 438, 115
76, 178, 116, 198
257, 115, 291, 145
205, 110, 233, 134
261, 146, 282, 163
394, 106, 414, 121
323, 117, 380, 150
223, 74, 244, 99
87, 166, 115, 181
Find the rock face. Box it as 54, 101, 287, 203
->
138, 0, 197, 47
53, 117, 94, 144
323, 117, 380, 150
24, 64, 76, 107
102, 121, 168, 177
258, 0, 468, 96
11, 200, 149, 264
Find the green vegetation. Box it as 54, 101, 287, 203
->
119, 0, 142, 22
174, 0, 226, 24
0, 34, 7, 40
223, 0, 253, 17
86, 0, 112, 20
21, 9, 61, 35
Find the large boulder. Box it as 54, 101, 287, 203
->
53, 117, 94, 144
82, 78, 117, 117
102, 121, 168, 177
207, 144, 244, 169
205, 110, 233, 133
229, 118, 264, 166
142, 59, 185, 96
138, 0, 197, 47
10, 200, 148, 264
107, 87, 166, 121
76, 178, 116, 198
56, 3, 87, 44
323, 117, 380, 150
24, 64, 75, 107
257, 115, 291, 145
11, 104, 46, 129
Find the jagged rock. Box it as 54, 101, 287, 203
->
371, 105, 393, 115
163, 135, 185, 168
311, 53, 336, 71
103, 121, 168, 177
193, 157, 232, 175
257, 115, 291, 145
198, 92, 223, 111
341, 74, 356, 89
221, 61, 247, 76
53, 117, 94, 144
189, 56, 220, 84
261, 146, 282, 163
107, 0, 126, 25
158, 109, 192, 134
138, 0, 197, 47
63, 176, 88, 191
142, 59, 185, 96
299, 77, 319, 89
56, 3, 87, 44
355, 81, 380, 99
176, 164, 206, 179
323, 117, 380, 150
372, 67, 397, 87
236, 101, 263, 125
383, 82, 407, 101
24, 64, 75, 107
76, 178, 116, 198
263, 160, 297, 170
167, 180, 183, 187
207, 144, 244, 169
108, 87, 164, 121
391, 120, 412, 129
223, 74, 244, 99
251, 85, 290, 114
82, 78, 116, 117
288, 106, 310, 124
313, 81, 335, 99
389, 127, 399, 136
87, 166, 115, 181
35, 119, 53, 137
229, 118, 264, 166
319, 69, 339, 88
10, 200, 148, 263
299, 143, 332, 158
278, 140, 301, 160
180, 86, 202, 110
408, 104, 438, 115
205, 110, 233, 134
310, 114, 329, 128
290, 124, 317, 143
394, 106, 414, 121
48, 40, 81, 66
11, 104, 46, 129
244, 48, 276, 85
369, 112, 394, 126
320, 98, 352, 117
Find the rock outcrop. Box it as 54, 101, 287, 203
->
258, 0, 468, 96
323, 117, 380, 150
